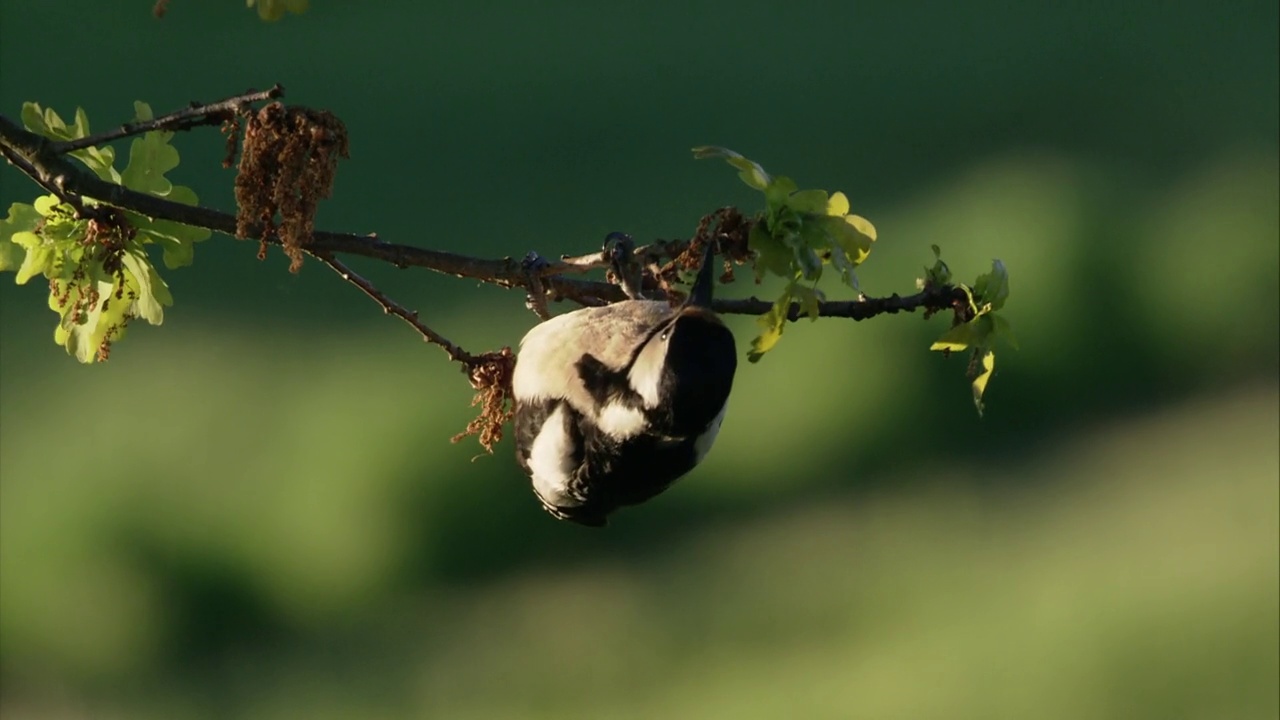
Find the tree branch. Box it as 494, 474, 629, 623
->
311, 251, 477, 364
51, 85, 285, 155
0, 89, 988, 448
0, 91, 968, 328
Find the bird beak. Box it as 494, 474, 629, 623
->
683, 242, 717, 309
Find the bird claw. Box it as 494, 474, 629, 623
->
603, 231, 645, 300
522, 251, 553, 320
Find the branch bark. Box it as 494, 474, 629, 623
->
0, 88, 967, 334
52, 85, 284, 154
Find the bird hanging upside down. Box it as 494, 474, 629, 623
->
511, 235, 737, 526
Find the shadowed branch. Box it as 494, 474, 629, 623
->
0, 88, 968, 357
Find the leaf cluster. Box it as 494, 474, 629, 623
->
692, 146, 877, 362
927, 257, 1016, 415
0, 103, 210, 362
695, 147, 1015, 414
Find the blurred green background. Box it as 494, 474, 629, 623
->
1, 2, 1277, 719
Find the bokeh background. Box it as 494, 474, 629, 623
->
1, 2, 1277, 719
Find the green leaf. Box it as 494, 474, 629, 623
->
971, 350, 995, 417
845, 214, 876, 243
748, 221, 793, 281
72, 145, 121, 183
9, 102, 208, 362
120, 246, 172, 325
972, 259, 1010, 312
747, 289, 792, 362
826, 244, 860, 291
796, 245, 823, 281
51, 260, 129, 364
22, 103, 90, 142
0, 203, 42, 273
921, 244, 952, 289
930, 322, 975, 353
20, 103, 51, 136
989, 312, 1019, 350
816, 214, 874, 269
21, 102, 123, 181
70, 107, 91, 138
12, 232, 52, 284
763, 176, 799, 217
33, 195, 65, 217
785, 188, 829, 215
113, 108, 210, 266
692, 146, 772, 190
826, 191, 851, 216
120, 129, 180, 195
791, 284, 824, 321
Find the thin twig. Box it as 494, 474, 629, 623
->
51, 85, 285, 155
311, 251, 477, 364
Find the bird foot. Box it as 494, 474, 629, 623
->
521, 251, 553, 320
604, 231, 646, 300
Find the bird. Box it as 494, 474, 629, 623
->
511, 235, 737, 526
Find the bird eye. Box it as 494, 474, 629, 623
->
660, 329, 671, 341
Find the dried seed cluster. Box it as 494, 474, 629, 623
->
233, 102, 349, 272
451, 347, 517, 453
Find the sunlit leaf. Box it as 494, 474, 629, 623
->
20, 103, 50, 136
120, 247, 171, 325
971, 349, 995, 417
51, 259, 129, 364
12, 232, 52, 284
33, 195, 64, 217
120, 130, 179, 196
826, 191, 850, 217
692, 146, 772, 190
846, 214, 876, 243
763, 176, 799, 217
814, 215, 873, 269
748, 289, 792, 362
0, 203, 42, 273
8, 102, 208, 362
930, 322, 974, 353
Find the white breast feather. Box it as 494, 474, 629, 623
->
527, 405, 580, 508
627, 352, 665, 409
597, 401, 648, 440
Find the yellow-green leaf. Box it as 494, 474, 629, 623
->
763, 176, 799, 216
826, 191, 850, 217
930, 322, 974, 352
846, 214, 876, 243
692, 146, 772, 190
748, 290, 791, 362
971, 350, 995, 417
0, 203, 42, 274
